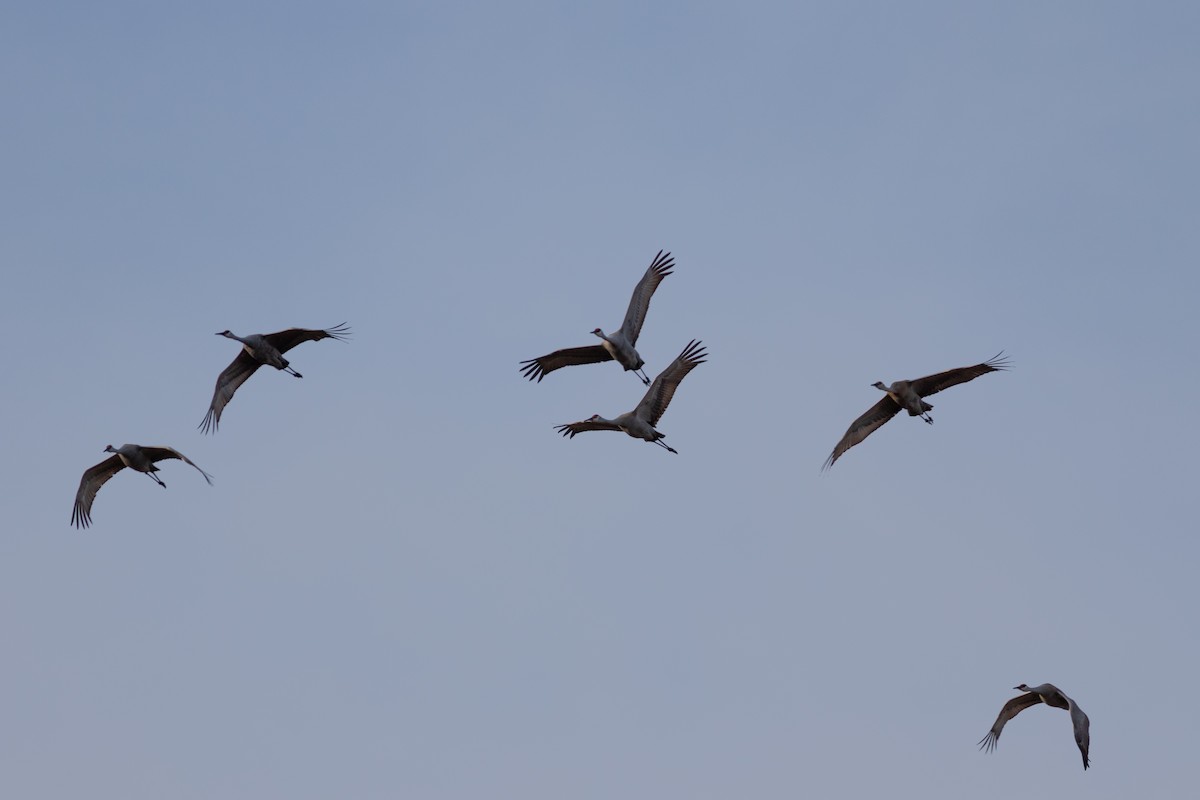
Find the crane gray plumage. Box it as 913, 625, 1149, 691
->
520, 250, 674, 385
200, 323, 350, 433
555, 339, 706, 453
979, 682, 1090, 770
71, 444, 214, 529
822, 352, 1011, 470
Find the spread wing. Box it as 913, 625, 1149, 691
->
71, 455, 126, 529
199, 350, 261, 434
138, 447, 215, 485
635, 339, 706, 427
619, 250, 674, 345
977, 692, 1043, 753
554, 418, 623, 438
520, 345, 613, 382
909, 351, 1011, 398
822, 395, 902, 470
1064, 693, 1091, 770
262, 323, 351, 355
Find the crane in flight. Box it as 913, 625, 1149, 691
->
521, 250, 674, 385
823, 352, 1010, 470
200, 323, 350, 433
979, 682, 1091, 771
71, 444, 214, 529
555, 339, 706, 453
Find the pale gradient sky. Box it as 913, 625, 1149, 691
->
3, 2, 1198, 798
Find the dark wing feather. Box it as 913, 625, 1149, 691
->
71, 455, 126, 529
635, 339, 706, 427
822, 395, 902, 470
554, 419, 623, 438
262, 323, 351, 354
138, 447, 215, 485
520, 345, 613, 382
1038, 686, 1071, 710
620, 250, 674, 344
909, 351, 1011, 398
199, 350, 261, 434
977, 692, 1044, 753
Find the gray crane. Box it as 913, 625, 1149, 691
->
823, 352, 1010, 470
71, 444, 214, 529
979, 683, 1091, 771
521, 250, 674, 385
200, 323, 350, 433
555, 339, 706, 453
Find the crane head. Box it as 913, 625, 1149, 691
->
1014, 684, 1032, 692
216, 330, 234, 337
871, 381, 888, 390
104, 444, 117, 453
590, 328, 605, 337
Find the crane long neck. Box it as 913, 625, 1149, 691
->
221, 331, 255, 346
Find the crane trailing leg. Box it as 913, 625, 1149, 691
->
652, 438, 678, 454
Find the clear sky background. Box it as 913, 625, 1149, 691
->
2, 2, 1197, 797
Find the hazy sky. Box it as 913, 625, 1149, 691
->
3, 2, 1198, 798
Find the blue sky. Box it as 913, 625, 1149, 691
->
3, 2, 1198, 797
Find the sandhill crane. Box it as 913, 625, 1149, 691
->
979, 683, 1091, 770
521, 250, 674, 385
555, 339, 706, 453
200, 323, 350, 433
822, 352, 1010, 470
71, 444, 214, 529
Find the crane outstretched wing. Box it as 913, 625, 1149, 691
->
823, 396, 902, 470
635, 339, 706, 427
977, 691, 1043, 753
555, 418, 623, 438
910, 352, 1010, 398
262, 323, 351, 354
620, 250, 674, 345
200, 351, 261, 434
1064, 693, 1091, 770
520, 345, 613, 382
139, 447, 214, 485
71, 455, 125, 529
